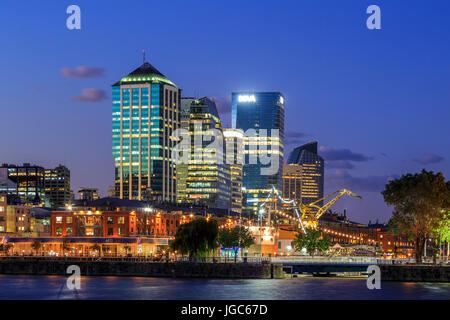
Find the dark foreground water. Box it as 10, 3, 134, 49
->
0, 275, 449, 300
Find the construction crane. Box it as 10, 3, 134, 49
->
298, 189, 362, 229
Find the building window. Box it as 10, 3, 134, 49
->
85, 228, 94, 236
56, 216, 63, 224
107, 217, 114, 224
118, 227, 124, 235
56, 227, 62, 236
118, 217, 125, 224
108, 228, 113, 236
66, 228, 72, 236
66, 217, 72, 224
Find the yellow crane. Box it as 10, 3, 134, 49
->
298, 189, 362, 229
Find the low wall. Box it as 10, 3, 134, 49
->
0, 259, 284, 279
380, 265, 450, 282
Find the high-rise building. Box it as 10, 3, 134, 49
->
282, 164, 302, 203
78, 188, 99, 202
182, 97, 231, 209
44, 165, 70, 208
112, 59, 180, 201
287, 141, 324, 207
176, 97, 195, 203
231, 92, 285, 216
0, 163, 47, 206
223, 128, 244, 214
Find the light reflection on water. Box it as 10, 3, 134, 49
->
0, 275, 449, 300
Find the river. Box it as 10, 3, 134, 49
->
0, 275, 449, 299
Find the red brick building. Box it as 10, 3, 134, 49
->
50, 210, 192, 238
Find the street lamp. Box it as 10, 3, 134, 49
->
258, 208, 265, 258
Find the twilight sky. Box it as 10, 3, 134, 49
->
0, 0, 449, 224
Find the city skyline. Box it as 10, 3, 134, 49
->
0, 1, 449, 224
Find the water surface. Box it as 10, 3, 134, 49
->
0, 275, 449, 300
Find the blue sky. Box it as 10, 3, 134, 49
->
0, 0, 449, 223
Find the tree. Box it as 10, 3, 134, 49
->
292, 228, 330, 256
0, 243, 12, 256
429, 210, 450, 263
382, 170, 450, 263
170, 218, 219, 257
31, 240, 42, 256
218, 226, 255, 261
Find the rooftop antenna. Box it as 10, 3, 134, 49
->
142, 49, 146, 64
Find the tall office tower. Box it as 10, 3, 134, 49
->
223, 128, 244, 214
231, 92, 285, 216
44, 165, 70, 208
0, 163, 47, 206
287, 141, 324, 207
112, 59, 180, 201
176, 97, 195, 203
184, 97, 231, 209
282, 164, 302, 203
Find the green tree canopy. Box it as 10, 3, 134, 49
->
170, 218, 219, 257
218, 226, 255, 249
292, 228, 330, 256
0, 243, 12, 255
382, 169, 450, 263
31, 240, 41, 255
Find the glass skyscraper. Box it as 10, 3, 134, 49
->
287, 141, 324, 208
231, 92, 285, 216
178, 97, 231, 209
112, 61, 180, 201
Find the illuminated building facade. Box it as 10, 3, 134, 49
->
44, 165, 70, 208
0, 194, 6, 233
287, 141, 324, 207
231, 92, 285, 216
0, 163, 47, 205
50, 198, 194, 238
223, 128, 244, 214
176, 97, 195, 203
112, 60, 180, 201
184, 97, 231, 209
0, 194, 31, 235
78, 187, 99, 202
282, 164, 302, 203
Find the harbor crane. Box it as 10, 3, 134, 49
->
261, 188, 362, 232
297, 189, 362, 229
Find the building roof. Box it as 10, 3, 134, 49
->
69, 197, 240, 217
113, 61, 177, 88
74, 197, 145, 208
30, 207, 53, 218
288, 141, 320, 164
